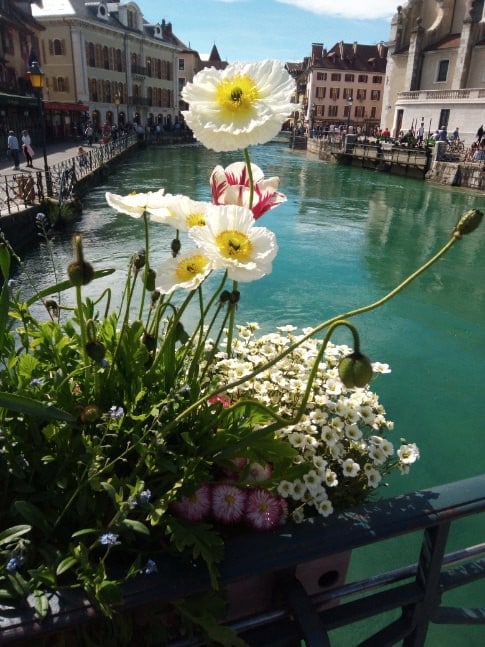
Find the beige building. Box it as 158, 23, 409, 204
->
31, 0, 190, 138
302, 41, 388, 134
382, 0, 485, 142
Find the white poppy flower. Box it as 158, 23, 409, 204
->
156, 251, 213, 294
189, 204, 277, 282
181, 60, 296, 151
105, 189, 169, 218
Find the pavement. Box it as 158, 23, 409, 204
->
0, 140, 100, 177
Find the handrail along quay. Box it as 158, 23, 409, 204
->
1, 474, 484, 645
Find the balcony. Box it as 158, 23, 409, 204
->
397, 88, 485, 103
130, 65, 146, 78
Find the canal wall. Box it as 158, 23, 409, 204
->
305, 137, 485, 191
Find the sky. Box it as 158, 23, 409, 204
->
139, 0, 398, 63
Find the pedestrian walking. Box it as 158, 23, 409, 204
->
21, 130, 34, 167
7, 130, 20, 170
476, 124, 484, 143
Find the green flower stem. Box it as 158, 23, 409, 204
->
138, 212, 150, 320
225, 279, 238, 356
158, 231, 461, 435
75, 283, 89, 367
243, 147, 254, 208
107, 261, 139, 381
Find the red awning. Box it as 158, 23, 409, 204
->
42, 101, 89, 112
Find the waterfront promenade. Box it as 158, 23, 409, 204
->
0, 141, 91, 177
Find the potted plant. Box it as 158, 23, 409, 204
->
0, 60, 481, 646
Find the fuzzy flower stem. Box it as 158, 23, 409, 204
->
138, 212, 150, 320
159, 230, 462, 435
75, 283, 89, 367
243, 147, 255, 209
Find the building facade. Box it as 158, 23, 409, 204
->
302, 41, 388, 135
382, 0, 485, 142
31, 0, 190, 138
0, 1, 44, 142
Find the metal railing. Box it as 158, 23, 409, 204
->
1, 474, 484, 645
0, 134, 137, 215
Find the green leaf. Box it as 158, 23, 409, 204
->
0, 392, 76, 422
25, 268, 116, 307
71, 528, 99, 539
122, 519, 149, 535
0, 243, 11, 280
0, 524, 31, 546
32, 589, 50, 619
100, 481, 116, 501
56, 556, 78, 576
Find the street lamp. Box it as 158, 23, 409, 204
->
27, 61, 52, 197
114, 94, 120, 125
346, 96, 353, 134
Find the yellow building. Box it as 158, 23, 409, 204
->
31, 0, 189, 138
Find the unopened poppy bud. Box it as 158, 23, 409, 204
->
144, 268, 156, 291
85, 341, 106, 362
133, 249, 146, 270
229, 290, 240, 304
338, 352, 373, 388
67, 260, 94, 286
151, 290, 161, 306
453, 209, 483, 237
219, 290, 231, 303
175, 322, 189, 344
44, 299, 59, 317
80, 404, 102, 424
142, 331, 157, 352
171, 238, 181, 257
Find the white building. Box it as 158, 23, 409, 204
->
382, 0, 485, 143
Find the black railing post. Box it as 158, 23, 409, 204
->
403, 523, 451, 646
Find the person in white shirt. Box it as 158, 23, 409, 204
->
21, 130, 34, 167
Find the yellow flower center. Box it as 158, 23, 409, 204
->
216, 230, 253, 261
216, 74, 260, 114
175, 254, 209, 281
186, 212, 206, 228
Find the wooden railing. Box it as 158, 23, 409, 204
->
1, 474, 484, 645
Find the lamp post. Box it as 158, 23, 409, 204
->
346, 96, 353, 134
114, 94, 120, 126
27, 61, 52, 197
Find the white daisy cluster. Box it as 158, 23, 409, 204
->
207, 324, 419, 522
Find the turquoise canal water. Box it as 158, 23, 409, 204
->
16, 143, 485, 645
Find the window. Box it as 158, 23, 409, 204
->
344, 105, 352, 118
146, 57, 152, 77
331, 73, 341, 81
53, 77, 68, 92
317, 105, 325, 117
344, 74, 354, 82
87, 43, 95, 67
343, 88, 353, 100
356, 89, 367, 100
355, 106, 365, 118
178, 78, 185, 93
315, 86, 326, 98
438, 108, 450, 129
372, 75, 382, 84
116, 49, 123, 72
328, 105, 338, 117
371, 107, 377, 118
371, 89, 380, 101
358, 74, 368, 83
329, 87, 340, 100
317, 72, 327, 81
178, 58, 185, 71
103, 46, 109, 70
50, 39, 65, 56
437, 60, 449, 82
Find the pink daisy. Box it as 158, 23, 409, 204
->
211, 484, 247, 524
247, 462, 273, 482
244, 488, 282, 531
207, 394, 232, 408
171, 484, 211, 523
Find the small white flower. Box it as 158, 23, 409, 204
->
316, 499, 334, 517
342, 458, 360, 478
397, 443, 420, 464
277, 480, 294, 498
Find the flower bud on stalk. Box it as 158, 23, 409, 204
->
132, 249, 146, 270
338, 352, 374, 388
67, 235, 94, 286
171, 238, 181, 258
452, 209, 483, 238
144, 268, 156, 291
